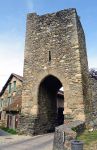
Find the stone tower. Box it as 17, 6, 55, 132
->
19, 8, 91, 135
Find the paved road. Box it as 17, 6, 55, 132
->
0, 129, 11, 136
0, 133, 54, 150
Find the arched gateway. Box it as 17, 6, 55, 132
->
19, 8, 91, 135
38, 75, 64, 133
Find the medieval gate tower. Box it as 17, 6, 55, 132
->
19, 8, 91, 135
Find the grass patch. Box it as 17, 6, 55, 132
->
1, 127, 17, 134
77, 130, 97, 145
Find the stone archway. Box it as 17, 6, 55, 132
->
37, 75, 64, 133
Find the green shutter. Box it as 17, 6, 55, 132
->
14, 81, 16, 91
9, 83, 11, 93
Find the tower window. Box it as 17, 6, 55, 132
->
49, 51, 51, 62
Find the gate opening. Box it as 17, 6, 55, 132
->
38, 75, 64, 133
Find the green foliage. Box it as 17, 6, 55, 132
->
77, 130, 97, 145
72, 127, 77, 132
1, 127, 17, 134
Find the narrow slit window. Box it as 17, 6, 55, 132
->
49, 51, 51, 62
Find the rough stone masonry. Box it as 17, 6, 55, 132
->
18, 8, 92, 135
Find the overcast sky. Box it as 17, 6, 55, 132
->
0, 0, 97, 90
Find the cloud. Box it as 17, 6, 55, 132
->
0, 30, 24, 90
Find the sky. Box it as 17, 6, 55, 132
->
0, 0, 97, 90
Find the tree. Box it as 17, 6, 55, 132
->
89, 68, 97, 80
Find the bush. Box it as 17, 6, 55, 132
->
89, 68, 97, 80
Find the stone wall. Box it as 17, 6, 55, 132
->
76, 17, 92, 121
53, 121, 85, 150
18, 8, 91, 135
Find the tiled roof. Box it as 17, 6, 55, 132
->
12, 73, 23, 81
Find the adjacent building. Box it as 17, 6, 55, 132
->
0, 73, 23, 129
